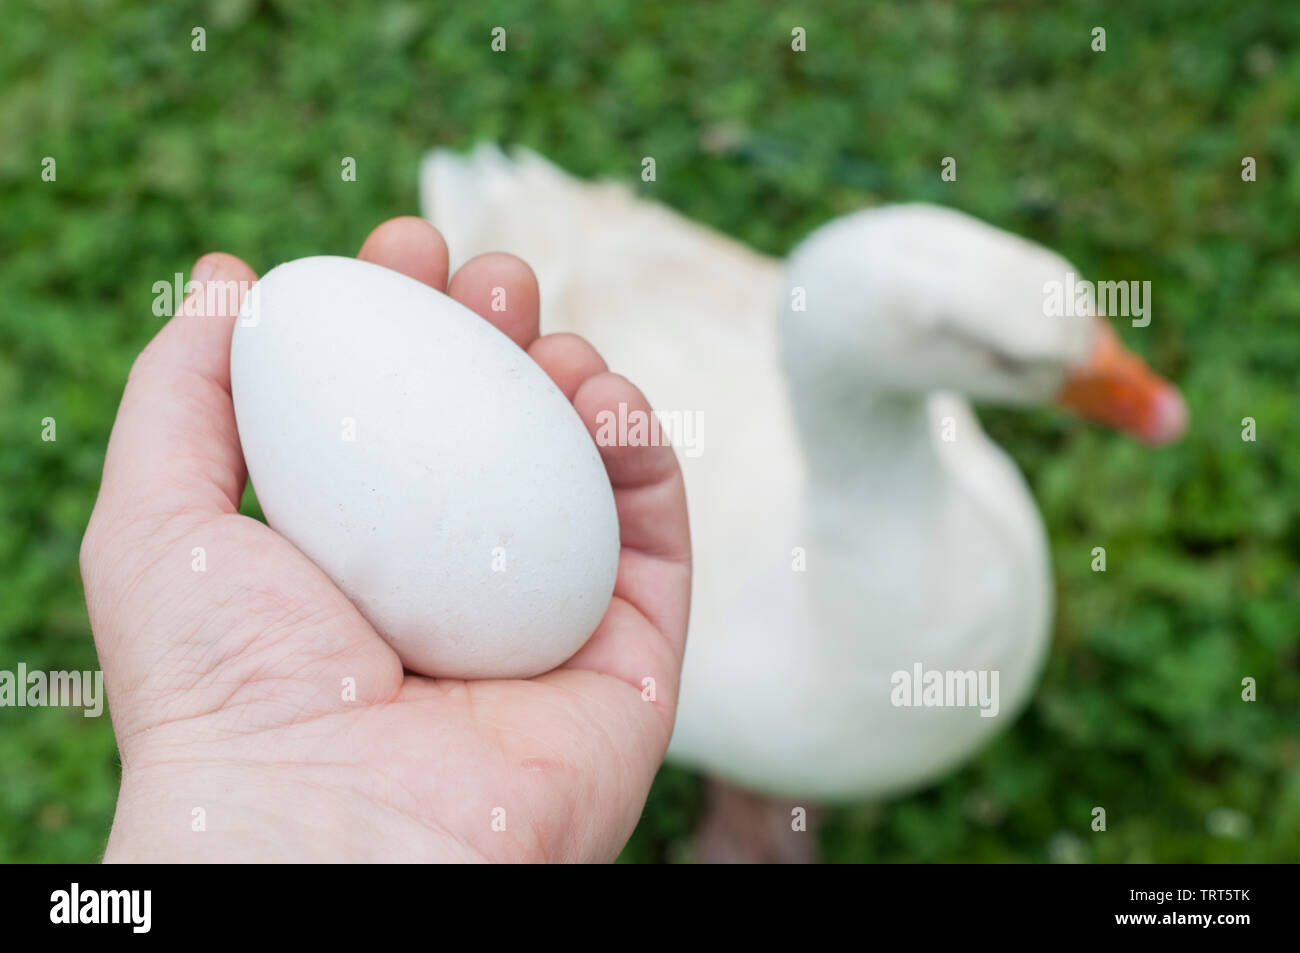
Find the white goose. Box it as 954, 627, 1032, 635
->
420, 145, 1186, 852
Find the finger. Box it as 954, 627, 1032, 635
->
572, 373, 691, 562
563, 373, 691, 686
96, 253, 258, 524
358, 216, 449, 290
448, 252, 540, 350
527, 332, 608, 401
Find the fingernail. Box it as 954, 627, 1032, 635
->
191, 255, 218, 284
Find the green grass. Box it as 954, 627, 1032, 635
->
2, 0, 1298, 862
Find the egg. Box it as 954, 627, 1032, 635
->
230, 256, 620, 679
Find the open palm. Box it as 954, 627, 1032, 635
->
81, 218, 691, 862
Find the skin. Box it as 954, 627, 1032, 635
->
81, 217, 691, 862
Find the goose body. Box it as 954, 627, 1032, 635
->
420, 146, 1177, 800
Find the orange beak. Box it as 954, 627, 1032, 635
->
1057, 320, 1187, 445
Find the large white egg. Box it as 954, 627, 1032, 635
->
230, 256, 620, 679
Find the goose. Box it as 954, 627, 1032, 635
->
419, 145, 1187, 860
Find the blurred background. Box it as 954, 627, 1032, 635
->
2, 0, 1298, 862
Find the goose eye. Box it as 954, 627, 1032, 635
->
924, 322, 1038, 377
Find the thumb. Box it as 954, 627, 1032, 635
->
93, 252, 259, 527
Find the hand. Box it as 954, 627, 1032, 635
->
81, 218, 691, 862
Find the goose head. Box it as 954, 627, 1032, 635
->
780, 203, 1187, 445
